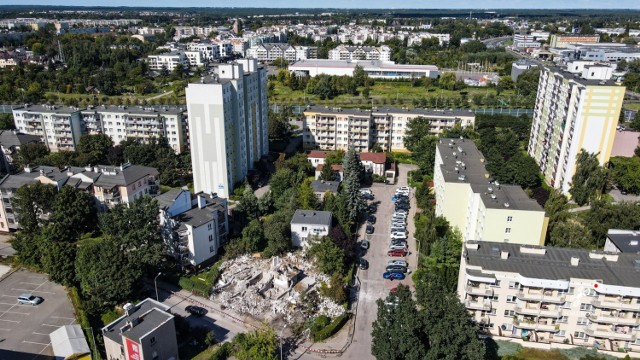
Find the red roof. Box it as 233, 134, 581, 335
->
307, 150, 328, 159
359, 152, 386, 164
316, 164, 343, 171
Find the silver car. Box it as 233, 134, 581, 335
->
18, 294, 43, 305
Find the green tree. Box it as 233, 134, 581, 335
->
414, 228, 462, 292
438, 72, 457, 90
12, 232, 43, 268
549, 219, 594, 249
75, 239, 138, 309
341, 147, 366, 223
630, 111, 640, 131
569, 150, 607, 206
269, 168, 295, 200
241, 219, 266, 253
40, 225, 77, 286
268, 108, 291, 140
297, 178, 318, 210
234, 329, 278, 360
372, 285, 427, 360
353, 65, 370, 87
307, 236, 345, 275
75, 134, 114, 165
50, 186, 97, 237
262, 210, 292, 257
13, 142, 50, 170
0, 113, 15, 130
609, 156, 640, 194
236, 185, 261, 225
12, 182, 57, 233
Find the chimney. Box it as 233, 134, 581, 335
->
197, 195, 207, 209
570, 257, 580, 266
500, 251, 509, 260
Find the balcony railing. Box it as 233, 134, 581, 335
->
466, 285, 494, 297
516, 290, 566, 303
593, 299, 638, 311
586, 326, 636, 341
589, 314, 640, 326
464, 300, 492, 310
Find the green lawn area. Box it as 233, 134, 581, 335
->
623, 103, 640, 111
270, 80, 521, 108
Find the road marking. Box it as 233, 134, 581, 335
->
22, 340, 49, 346
50, 315, 75, 320
33, 331, 49, 336
0, 318, 19, 323
41, 323, 60, 327
0, 327, 10, 331
2, 310, 30, 315
11, 288, 56, 295
21, 282, 46, 286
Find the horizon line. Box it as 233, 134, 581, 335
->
2, 5, 640, 10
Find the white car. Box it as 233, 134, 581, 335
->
388, 259, 408, 267
397, 186, 410, 192
360, 189, 373, 195
390, 228, 407, 234
392, 215, 407, 221
390, 232, 407, 240
391, 223, 406, 229
395, 209, 408, 215
389, 242, 408, 250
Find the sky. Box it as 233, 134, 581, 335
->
8, 0, 640, 9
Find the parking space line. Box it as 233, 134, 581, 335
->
23, 340, 49, 346
12, 288, 56, 295
21, 282, 47, 286
33, 331, 49, 336
51, 315, 75, 320
41, 323, 60, 327
0, 318, 20, 323
0, 327, 10, 331
2, 310, 30, 315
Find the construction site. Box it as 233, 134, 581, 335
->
212, 253, 346, 325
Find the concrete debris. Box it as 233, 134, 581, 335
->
212, 252, 345, 324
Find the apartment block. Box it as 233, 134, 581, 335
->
434, 138, 548, 245
245, 43, 316, 62
527, 66, 625, 194
0, 163, 159, 231
157, 189, 229, 267
302, 106, 475, 152
458, 241, 640, 356
185, 59, 268, 199
14, 104, 188, 154
328, 45, 392, 62
102, 299, 178, 360
290, 210, 332, 248
146, 51, 187, 71
12, 104, 83, 152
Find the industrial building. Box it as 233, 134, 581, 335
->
289, 59, 440, 80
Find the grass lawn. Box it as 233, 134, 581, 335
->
623, 103, 640, 111
270, 79, 521, 108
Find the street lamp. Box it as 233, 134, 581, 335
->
154, 272, 162, 301
279, 324, 288, 360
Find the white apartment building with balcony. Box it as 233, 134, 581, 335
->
245, 43, 316, 62
527, 66, 625, 194
12, 104, 83, 152
328, 45, 392, 62
157, 189, 229, 267
185, 59, 268, 199
434, 138, 548, 245
147, 51, 187, 71
302, 106, 475, 152
459, 240, 640, 356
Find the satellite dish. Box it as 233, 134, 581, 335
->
583, 288, 591, 295
501, 324, 507, 331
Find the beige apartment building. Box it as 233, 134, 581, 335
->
12, 104, 83, 152
302, 106, 475, 152
459, 241, 640, 356
434, 138, 548, 245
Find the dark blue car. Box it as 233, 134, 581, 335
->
383, 271, 406, 280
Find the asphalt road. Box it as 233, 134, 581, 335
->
0, 269, 77, 360
341, 164, 418, 360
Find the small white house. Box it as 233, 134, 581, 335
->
290, 210, 332, 248
307, 150, 328, 166
359, 152, 387, 176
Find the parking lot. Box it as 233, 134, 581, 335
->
0, 269, 77, 360
343, 164, 418, 360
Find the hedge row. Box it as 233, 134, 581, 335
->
68, 287, 90, 329
312, 313, 351, 342
178, 277, 210, 297
208, 342, 232, 360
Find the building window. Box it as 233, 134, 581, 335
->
508, 281, 519, 289
301, 226, 307, 231
209, 234, 213, 242
557, 330, 566, 337
491, 280, 501, 288
504, 310, 515, 316
574, 331, 587, 339
577, 317, 589, 325
580, 303, 594, 311
490, 295, 499, 302
507, 216, 513, 222
210, 246, 215, 253
150, 336, 156, 345
558, 316, 568, 323
561, 302, 572, 309
506, 295, 517, 303
505, 228, 511, 234
208, 223, 212, 230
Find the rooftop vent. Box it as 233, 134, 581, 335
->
504, 202, 510, 208
490, 194, 497, 200
570, 257, 580, 266
630, 240, 638, 246
500, 251, 509, 260
458, 175, 466, 181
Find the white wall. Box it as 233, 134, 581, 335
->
291, 223, 329, 248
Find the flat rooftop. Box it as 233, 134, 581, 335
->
546, 65, 620, 87
290, 59, 438, 71
466, 240, 640, 288
437, 138, 543, 212
291, 209, 333, 226
304, 106, 475, 118
102, 298, 173, 344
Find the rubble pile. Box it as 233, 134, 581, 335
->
211, 252, 345, 323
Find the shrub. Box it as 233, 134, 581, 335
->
68, 287, 90, 329
100, 309, 122, 326
311, 313, 350, 341
210, 342, 232, 360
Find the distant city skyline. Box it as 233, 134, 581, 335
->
8, 0, 640, 9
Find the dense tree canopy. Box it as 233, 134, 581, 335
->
569, 150, 607, 206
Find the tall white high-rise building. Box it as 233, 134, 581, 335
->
528, 65, 625, 194
185, 59, 268, 199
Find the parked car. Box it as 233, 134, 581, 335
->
387, 249, 408, 257
393, 212, 407, 218
388, 259, 408, 267
390, 232, 407, 240
367, 215, 377, 224
395, 204, 410, 211
185, 305, 207, 316
368, 204, 377, 213
366, 224, 375, 234
391, 220, 406, 227
358, 258, 369, 270
383, 272, 406, 280
386, 265, 409, 273
360, 240, 370, 250
360, 188, 373, 196
389, 242, 408, 250
397, 186, 410, 193
390, 228, 407, 235
17, 294, 43, 306
394, 209, 408, 215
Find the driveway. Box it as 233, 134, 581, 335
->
341, 164, 418, 360
0, 234, 16, 258
0, 269, 77, 360
609, 189, 640, 203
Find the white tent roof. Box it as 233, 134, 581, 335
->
50, 325, 91, 359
